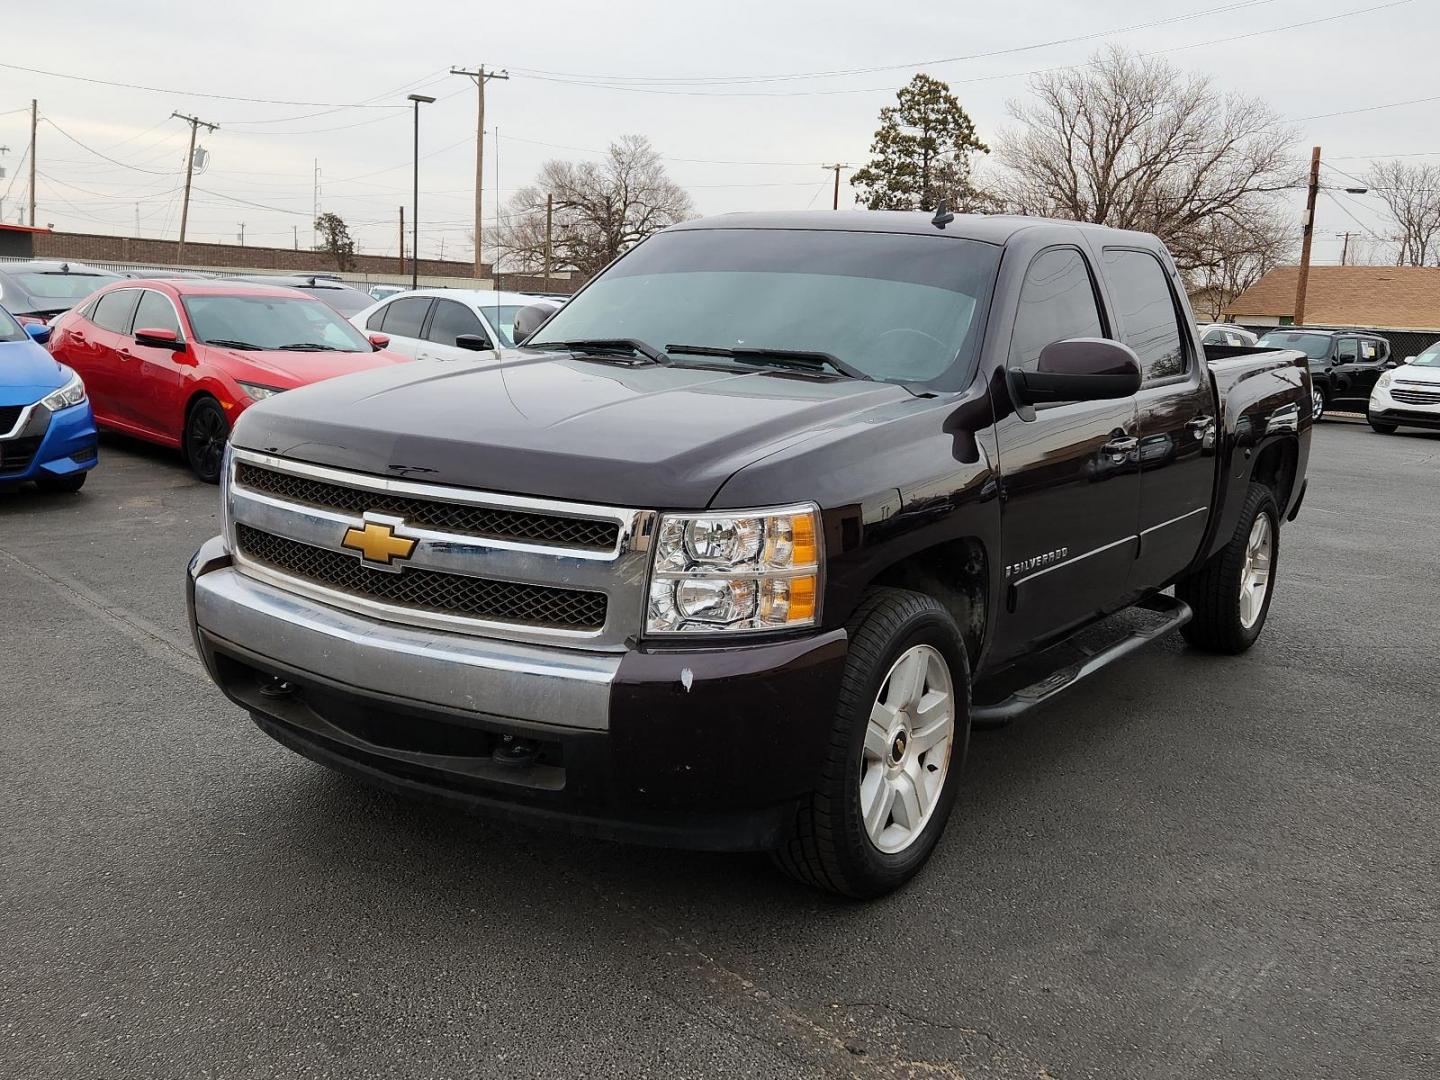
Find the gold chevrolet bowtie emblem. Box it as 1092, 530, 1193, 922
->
342, 521, 416, 565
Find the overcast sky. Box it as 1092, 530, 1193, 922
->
0, 0, 1434, 266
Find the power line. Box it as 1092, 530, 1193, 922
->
1296, 92, 1440, 123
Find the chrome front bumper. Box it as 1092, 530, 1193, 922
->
188, 537, 620, 731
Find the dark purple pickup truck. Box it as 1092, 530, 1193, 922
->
188, 211, 1311, 897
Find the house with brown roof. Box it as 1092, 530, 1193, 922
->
1223, 266, 1440, 331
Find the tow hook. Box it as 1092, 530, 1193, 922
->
492, 734, 541, 768
259, 676, 297, 699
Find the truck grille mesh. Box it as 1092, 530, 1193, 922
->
235, 463, 620, 552
235, 524, 608, 630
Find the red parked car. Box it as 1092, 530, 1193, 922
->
48, 279, 406, 482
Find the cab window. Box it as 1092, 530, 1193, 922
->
1009, 248, 1105, 374
1359, 338, 1385, 362
1103, 249, 1187, 382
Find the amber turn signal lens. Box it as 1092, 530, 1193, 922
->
791, 513, 818, 568
787, 574, 817, 623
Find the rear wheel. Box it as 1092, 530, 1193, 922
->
1311, 385, 1327, 422
772, 588, 969, 898
184, 397, 229, 484
1368, 418, 1398, 434
1177, 483, 1279, 655
35, 472, 86, 494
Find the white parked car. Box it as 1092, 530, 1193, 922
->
350, 289, 547, 362
1368, 342, 1440, 434
1198, 323, 1258, 347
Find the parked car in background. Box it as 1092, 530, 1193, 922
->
0, 305, 98, 492
368, 284, 406, 302
47, 279, 406, 483
0, 261, 121, 325
350, 289, 546, 361
1368, 342, 1440, 434
1198, 323, 1258, 347
1255, 327, 1392, 421
230, 275, 374, 318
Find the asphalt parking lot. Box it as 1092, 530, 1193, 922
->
2, 422, 1436, 1080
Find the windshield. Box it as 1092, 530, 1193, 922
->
1409, 343, 1440, 368
1257, 331, 1332, 359
481, 304, 525, 347
182, 295, 374, 352
12, 271, 118, 301
527, 228, 1001, 387
305, 286, 372, 318
0, 306, 27, 343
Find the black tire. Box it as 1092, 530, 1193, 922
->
772, 587, 970, 899
1176, 483, 1279, 655
35, 472, 87, 494
184, 397, 229, 484
1368, 418, 1398, 434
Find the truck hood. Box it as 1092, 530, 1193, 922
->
231, 352, 914, 507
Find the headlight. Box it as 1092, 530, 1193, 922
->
238, 382, 283, 402
646, 505, 821, 634
1375, 371, 1394, 391
40, 371, 86, 412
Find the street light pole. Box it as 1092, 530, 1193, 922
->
408, 94, 436, 291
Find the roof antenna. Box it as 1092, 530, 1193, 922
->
931, 202, 954, 230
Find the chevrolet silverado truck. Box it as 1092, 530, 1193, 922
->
187, 211, 1311, 898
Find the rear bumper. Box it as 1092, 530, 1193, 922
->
188, 537, 848, 850
0, 401, 98, 483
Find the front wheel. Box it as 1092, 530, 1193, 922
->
184, 397, 229, 484
772, 588, 969, 898
1368, 418, 1398, 434
1311, 385, 1327, 422
1176, 483, 1279, 654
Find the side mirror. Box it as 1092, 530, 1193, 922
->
24, 323, 52, 346
512, 301, 561, 344
367, 333, 391, 350
1012, 338, 1142, 405
454, 333, 493, 352
135, 326, 183, 350
1404, 355, 1416, 364
1383, 359, 1399, 369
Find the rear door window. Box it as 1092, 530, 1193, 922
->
378, 297, 432, 339
1102, 249, 1187, 382
1336, 338, 1358, 362
90, 289, 142, 334
425, 300, 487, 347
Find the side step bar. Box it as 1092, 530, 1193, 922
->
970, 594, 1192, 727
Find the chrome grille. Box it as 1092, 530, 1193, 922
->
236, 525, 607, 630
1390, 386, 1440, 406
235, 462, 619, 551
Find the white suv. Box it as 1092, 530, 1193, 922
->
1368, 342, 1440, 434
351, 289, 546, 363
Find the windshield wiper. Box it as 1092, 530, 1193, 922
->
275, 343, 343, 351
203, 338, 261, 351
532, 338, 669, 365
665, 344, 872, 381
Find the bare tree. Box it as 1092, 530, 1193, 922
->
488, 135, 694, 279
1367, 159, 1440, 266
1186, 210, 1294, 320
996, 47, 1297, 277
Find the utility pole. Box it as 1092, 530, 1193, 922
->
293, 224, 299, 250
238, 222, 245, 246
0, 144, 8, 222
172, 111, 218, 263
29, 99, 38, 227
1340, 231, 1354, 266
398, 206, 405, 275
312, 159, 320, 248
821, 164, 851, 210
543, 192, 554, 289
450, 65, 509, 279
1294, 145, 1321, 326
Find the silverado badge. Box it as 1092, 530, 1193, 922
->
342, 517, 417, 568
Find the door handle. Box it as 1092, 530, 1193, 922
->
118, 347, 132, 360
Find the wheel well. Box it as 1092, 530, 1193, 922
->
1252, 439, 1297, 512
871, 538, 988, 666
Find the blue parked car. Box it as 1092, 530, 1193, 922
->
0, 305, 98, 492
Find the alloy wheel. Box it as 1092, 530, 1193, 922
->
1239, 513, 1273, 629
1311, 387, 1325, 421
187, 404, 228, 481
859, 644, 956, 854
